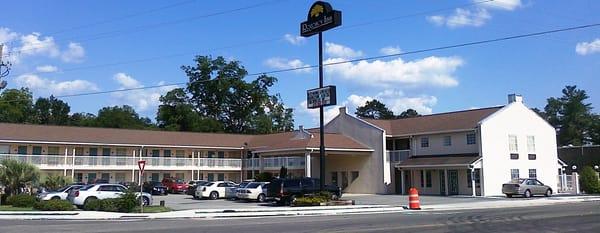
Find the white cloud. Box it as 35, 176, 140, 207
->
111, 73, 174, 113
15, 74, 98, 96
575, 38, 600, 55
324, 56, 463, 89
428, 8, 491, 28
482, 0, 522, 11
264, 57, 311, 73
61, 42, 85, 63
379, 46, 402, 55
283, 34, 306, 45
325, 42, 364, 59
19, 32, 60, 58
298, 100, 342, 124
35, 65, 58, 73
0, 27, 18, 44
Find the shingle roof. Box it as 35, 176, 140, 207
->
0, 123, 372, 152
396, 154, 480, 168
363, 106, 503, 136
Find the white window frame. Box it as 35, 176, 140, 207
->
466, 133, 476, 145
528, 169, 537, 179
510, 169, 520, 180
420, 137, 429, 148
443, 136, 452, 146
527, 135, 536, 153
508, 135, 518, 153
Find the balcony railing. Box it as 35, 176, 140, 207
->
387, 150, 411, 162
244, 157, 306, 170
0, 154, 242, 170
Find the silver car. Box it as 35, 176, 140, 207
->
502, 178, 552, 198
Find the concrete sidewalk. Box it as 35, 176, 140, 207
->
1, 195, 598, 220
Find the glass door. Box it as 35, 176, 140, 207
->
448, 170, 459, 195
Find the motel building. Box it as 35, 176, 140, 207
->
0, 94, 561, 196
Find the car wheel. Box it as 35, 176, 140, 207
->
84, 197, 97, 206
506, 194, 513, 198
524, 190, 532, 198
257, 194, 266, 202
545, 189, 552, 197
141, 196, 150, 206
51, 196, 61, 200
210, 191, 219, 200
331, 193, 340, 201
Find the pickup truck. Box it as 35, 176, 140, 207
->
266, 178, 341, 206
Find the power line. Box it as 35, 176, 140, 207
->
5, 0, 496, 78
1, 22, 597, 105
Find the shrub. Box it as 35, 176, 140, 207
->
83, 192, 139, 213
83, 198, 104, 211
579, 166, 600, 194
294, 196, 327, 206
316, 191, 333, 201
100, 199, 119, 212
6, 194, 37, 207
117, 191, 138, 213
33, 200, 75, 211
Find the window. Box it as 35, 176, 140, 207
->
116, 148, 127, 156
102, 148, 111, 156
47, 146, 60, 155
17, 146, 27, 154
351, 171, 359, 182
164, 150, 172, 157
218, 151, 225, 158
425, 170, 432, 187
510, 153, 519, 160
175, 173, 185, 179
508, 135, 518, 153
443, 136, 452, 146
528, 154, 536, 160
207, 173, 214, 181
152, 149, 160, 157
527, 136, 535, 153
420, 170, 425, 187
89, 148, 98, 156
420, 137, 429, 148
510, 169, 520, 180
385, 140, 393, 150
467, 133, 476, 145
217, 173, 225, 181
176, 150, 185, 158
207, 151, 215, 158
528, 169, 537, 179
32, 146, 42, 155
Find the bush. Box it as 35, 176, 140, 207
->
33, 200, 75, 211
82, 192, 139, 213
579, 166, 600, 194
83, 198, 103, 211
293, 196, 328, 206
6, 194, 37, 207
117, 191, 138, 213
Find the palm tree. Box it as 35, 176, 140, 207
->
42, 175, 71, 191
0, 159, 40, 195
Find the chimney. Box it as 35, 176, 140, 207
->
339, 106, 347, 114
508, 94, 523, 104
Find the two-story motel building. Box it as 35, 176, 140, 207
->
0, 94, 560, 196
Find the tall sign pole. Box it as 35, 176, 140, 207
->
138, 160, 146, 213
301, 1, 341, 191
0, 44, 11, 90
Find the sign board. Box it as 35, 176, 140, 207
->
307, 85, 337, 109
300, 1, 342, 37
138, 160, 146, 174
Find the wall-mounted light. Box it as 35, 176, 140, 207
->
572, 165, 577, 170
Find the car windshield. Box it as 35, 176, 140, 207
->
196, 181, 208, 186
56, 185, 71, 192
246, 183, 261, 188
239, 182, 250, 188
79, 184, 95, 191
206, 182, 215, 186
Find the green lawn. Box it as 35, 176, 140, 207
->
0, 205, 34, 211
134, 206, 172, 213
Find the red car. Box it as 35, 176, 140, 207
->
162, 178, 189, 194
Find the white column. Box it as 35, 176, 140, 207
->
305, 152, 312, 177
259, 154, 264, 173
131, 150, 136, 182
63, 147, 68, 176
444, 169, 449, 196
574, 172, 580, 195
71, 148, 75, 180
470, 168, 476, 197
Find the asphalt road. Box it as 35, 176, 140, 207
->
1, 201, 599, 233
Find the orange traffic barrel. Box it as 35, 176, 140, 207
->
408, 187, 421, 210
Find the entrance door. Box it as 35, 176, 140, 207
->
439, 170, 446, 195
448, 170, 459, 195
403, 171, 412, 194
87, 173, 97, 184
101, 173, 110, 182
394, 169, 402, 194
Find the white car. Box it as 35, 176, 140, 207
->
195, 181, 236, 200
236, 182, 269, 202
38, 185, 84, 201
67, 184, 153, 208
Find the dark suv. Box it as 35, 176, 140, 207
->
267, 177, 341, 205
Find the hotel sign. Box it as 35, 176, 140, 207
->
300, 1, 342, 37
307, 86, 337, 109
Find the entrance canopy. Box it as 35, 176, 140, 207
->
395, 154, 481, 169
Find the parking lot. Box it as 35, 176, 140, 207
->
153, 193, 273, 210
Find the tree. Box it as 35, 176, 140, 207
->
156, 88, 223, 132
579, 166, 600, 194
539, 86, 594, 146
397, 108, 420, 119
172, 55, 293, 134
0, 88, 34, 123
69, 112, 97, 127
95, 105, 154, 129
42, 175, 72, 191
590, 114, 600, 145
355, 99, 395, 119
33, 96, 71, 125
0, 159, 40, 195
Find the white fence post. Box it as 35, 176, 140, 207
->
573, 172, 580, 195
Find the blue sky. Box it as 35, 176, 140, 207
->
1, 0, 599, 128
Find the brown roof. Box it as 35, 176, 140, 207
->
247, 130, 372, 152
363, 106, 502, 136
396, 154, 480, 168
0, 123, 372, 151
0, 123, 253, 148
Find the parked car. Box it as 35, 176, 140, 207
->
267, 178, 341, 206
236, 182, 269, 202
225, 181, 252, 200
186, 180, 209, 198
502, 178, 552, 198
143, 181, 168, 195
37, 185, 83, 201
67, 183, 153, 208
162, 178, 189, 194
195, 181, 237, 200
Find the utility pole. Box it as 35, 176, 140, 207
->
0, 44, 11, 90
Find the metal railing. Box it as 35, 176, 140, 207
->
244, 157, 305, 170
387, 150, 411, 162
